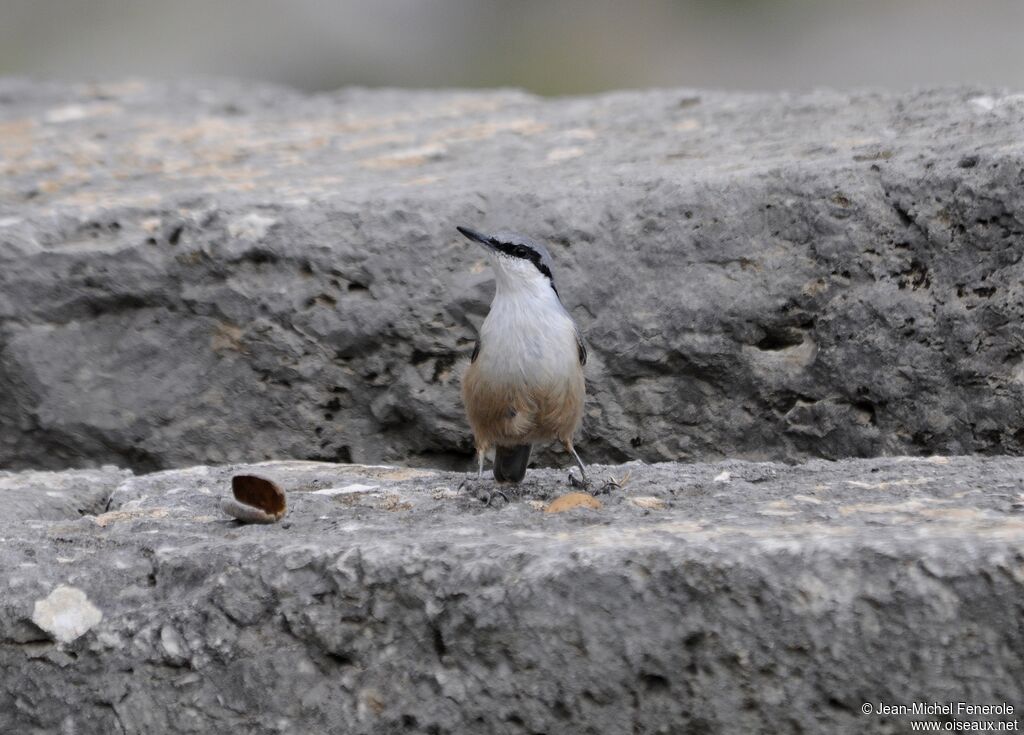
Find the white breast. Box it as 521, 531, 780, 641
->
477, 280, 579, 387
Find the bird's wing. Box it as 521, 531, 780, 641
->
574, 326, 587, 366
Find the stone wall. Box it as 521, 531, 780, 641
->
2, 81, 1024, 471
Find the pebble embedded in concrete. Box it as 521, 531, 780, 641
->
30, 585, 103, 645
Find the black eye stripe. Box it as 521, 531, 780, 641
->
495, 241, 552, 278
493, 240, 555, 287
479, 234, 560, 297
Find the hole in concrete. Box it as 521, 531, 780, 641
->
756, 327, 805, 351
640, 673, 670, 693
432, 627, 447, 658
305, 445, 352, 464
326, 651, 353, 666
852, 400, 877, 426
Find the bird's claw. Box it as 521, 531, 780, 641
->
568, 471, 591, 490
600, 470, 632, 494
575, 470, 632, 495
478, 487, 510, 507
458, 478, 511, 507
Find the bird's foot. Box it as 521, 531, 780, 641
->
568, 471, 591, 491
568, 470, 632, 495
458, 478, 512, 507
596, 470, 632, 495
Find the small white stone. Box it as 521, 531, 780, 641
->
713, 471, 731, 483
970, 96, 996, 112
629, 496, 666, 510
546, 146, 585, 162
32, 585, 103, 644
44, 105, 90, 123
792, 494, 823, 505
160, 624, 188, 660
227, 212, 278, 241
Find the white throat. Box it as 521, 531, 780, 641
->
477, 262, 578, 386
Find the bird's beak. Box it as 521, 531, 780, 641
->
457, 225, 496, 252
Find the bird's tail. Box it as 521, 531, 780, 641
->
493, 444, 532, 483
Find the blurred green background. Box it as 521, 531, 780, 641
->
2, 0, 1022, 93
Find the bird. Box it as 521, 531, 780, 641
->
457, 225, 589, 490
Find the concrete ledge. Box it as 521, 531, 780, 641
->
2, 456, 1022, 733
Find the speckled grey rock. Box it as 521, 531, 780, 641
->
1, 456, 1023, 733
0, 465, 129, 521
2, 81, 1024, 472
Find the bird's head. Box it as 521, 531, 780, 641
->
457, 226, 558, 296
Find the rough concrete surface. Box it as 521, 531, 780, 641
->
2, 80, 1024, 471
1, 456, 1023, 734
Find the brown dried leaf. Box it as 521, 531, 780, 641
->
544, 492, 602, 514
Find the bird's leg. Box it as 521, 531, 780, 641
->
565, 445, 622, 494
458, 447, 486, 493
458, 446, 510, 507
566, 445, 591, 490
